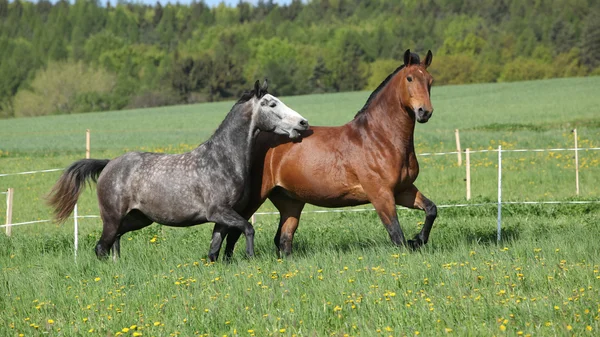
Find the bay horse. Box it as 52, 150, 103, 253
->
218, 50, 437, 259
47, 80, 309, 261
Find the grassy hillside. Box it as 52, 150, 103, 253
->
1, 77, 600, 336
1, 76, 599, 226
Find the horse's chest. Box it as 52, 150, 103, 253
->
396, 153, 419, 185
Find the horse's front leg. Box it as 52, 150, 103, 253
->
395, 184, 437, 249
366, 187, 408, 247
208, 223, 227, 262
207, 207, 255, 260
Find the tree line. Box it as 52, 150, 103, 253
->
1, 0, 599, 118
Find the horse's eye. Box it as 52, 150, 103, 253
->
269, 102, 277, 108
407, 76, 413, 82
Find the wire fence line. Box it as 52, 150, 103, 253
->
418, 147, 600, 156
0, 168, 63, 177
2, 146, 600, 178
2, 200, 599, 230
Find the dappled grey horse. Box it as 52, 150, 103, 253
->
47, 80, 309, 261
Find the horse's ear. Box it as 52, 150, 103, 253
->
258, 78, 269, 97
424, 50, 433, 68
403, 49, 412, 66
261, 78, 269, 92
254, 80, 260, 97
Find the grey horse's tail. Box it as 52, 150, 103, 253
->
46, 159, 110, 223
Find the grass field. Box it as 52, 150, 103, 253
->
1, 76, 600, 336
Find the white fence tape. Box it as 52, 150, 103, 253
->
418, 147, 600, 156
0, 168, 63, 177
2, 200, 598, 229
2, 147, 600, 178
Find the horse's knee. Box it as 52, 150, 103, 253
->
244, 225, 255, 238
427, 203, 437, 218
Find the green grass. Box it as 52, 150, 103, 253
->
1, 77, 600, 336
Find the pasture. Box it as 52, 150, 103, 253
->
1, 76, 600, 336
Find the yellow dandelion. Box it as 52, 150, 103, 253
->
154, 321, 161, 326
586, 326, 592, 331
500, 325, 506, 331
94, 277, 101, 282
445, 328, 453, 333
133, 333, 142, 337
279, 328, 286, 333
47, 319, 54, 324
122, 327, 130, 333
567, 325, 572, 331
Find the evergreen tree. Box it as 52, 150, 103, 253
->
580, 10, 600, 70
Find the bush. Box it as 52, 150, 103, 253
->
366, 59, 401, 90
127, 90, 181, 109
499, 58, 553, 82
429, 54, 500, 85
12, 61, 118, 117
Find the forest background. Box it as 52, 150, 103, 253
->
1, 0, 599, 118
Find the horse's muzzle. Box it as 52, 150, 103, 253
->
416, 107, 433, 123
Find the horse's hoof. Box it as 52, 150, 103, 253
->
407, 238, 423, 251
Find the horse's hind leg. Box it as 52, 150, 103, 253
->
96, 210, 152, 260
96, 217, 120, 259
271, 193, 305, 257
395, 184, 437, 249
112, 236, 121, 261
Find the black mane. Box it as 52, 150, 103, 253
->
236, 85, 268, 105
354, 52, 421, 118
354, 65, 404, 118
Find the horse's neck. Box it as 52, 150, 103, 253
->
360, 85, 416, 150
200, 111, 255, 176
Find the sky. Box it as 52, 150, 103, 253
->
130, 0, 293, 6
32, 0, 295, 6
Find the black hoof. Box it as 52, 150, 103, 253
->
95, 245, 110, 259
407, 237, 424, 251
208, 254, 219, 262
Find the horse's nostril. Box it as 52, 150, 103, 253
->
300, 119, 308, 127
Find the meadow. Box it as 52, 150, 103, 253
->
1, 76, 600, 336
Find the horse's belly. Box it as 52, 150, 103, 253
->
141, 206, 207, 227
280, 183, 369, 208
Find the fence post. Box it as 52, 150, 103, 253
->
465, 148, 471, 200
573, 129, 579, 196
86, 129, 91, 159
251, 214, 256, 225
74, 128, 89, 259
74, 203, 78, 258
5, 188, 13, 236
455, 129, 462, 166
497, 145, 502, 243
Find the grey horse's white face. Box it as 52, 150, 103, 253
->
254, 93, 309, 139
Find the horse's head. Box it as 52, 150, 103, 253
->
251, 80, 309, 139
397, 49, 434, 123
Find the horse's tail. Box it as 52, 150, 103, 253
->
46, 159, 110, 223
